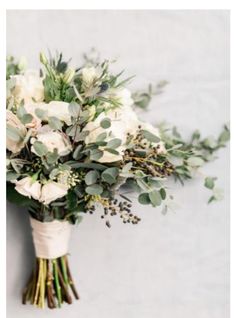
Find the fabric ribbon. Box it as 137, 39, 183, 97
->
30, 217, 72, 259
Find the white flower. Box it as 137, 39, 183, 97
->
6, 110, 27, 153
83, 105, 140, 162
81, 67, 98, 86
9, 70, 44, 105
31, 125, 72, 156
25, 101, 72, 126
40, 181, 68, 205
108, 88, 134, 107
14, 177, 41, 201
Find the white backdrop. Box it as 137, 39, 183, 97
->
6, 10, 230, 318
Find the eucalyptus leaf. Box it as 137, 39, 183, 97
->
90, 149, 103, 161
21, 113, 33, 124
100, 117, 111, 129
48, 116, 63, 130
141, 129, 160, 143
85, 170, 99, 185
85, 184, 103, 195
138, 193, 151, 205
96, 132, 107, 142
35, 108, 48, 120
149, 190, 162, 207
187, 157, 204, 167
6, 125, 23, 142
101, 167, 119, 185
32, 141, 48, 157
69, 101, 81, 118
107, 138, 122, 149
204, 177, 215, 190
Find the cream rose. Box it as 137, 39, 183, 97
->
40, 181, 68, 205
25, 101, 72, 126
31, 125, 72, 156
14, 177, 68, 205
9, 70, 44, 105
6, 110, 27, 153
14, 177, 41, 201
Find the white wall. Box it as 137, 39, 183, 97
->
6, 10, 230, 318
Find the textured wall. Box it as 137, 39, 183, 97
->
7, 10, 230, 318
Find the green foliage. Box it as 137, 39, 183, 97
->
85, 170, 99, 185
100, 118, 111, 129
101, 167, 119, 185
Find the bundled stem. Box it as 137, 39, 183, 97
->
22, 255, 79, 309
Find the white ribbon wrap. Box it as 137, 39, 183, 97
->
30, 217, 72, 259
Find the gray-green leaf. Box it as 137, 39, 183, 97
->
32, 141, 48, 157
141, 129, 160, 143
85, 184, 103, 195
149, 190, 162, 207
101, 167, 119, 185
69, 102, 81, 118
107, 138, 122, 149
138, 193, 151, 205
100, 117, 111, 129
85, 170, 99, 185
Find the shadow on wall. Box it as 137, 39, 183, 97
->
7, 203, 34, 302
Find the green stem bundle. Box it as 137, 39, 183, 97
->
22, 255, 79, 309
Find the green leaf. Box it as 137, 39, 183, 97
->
204, 177, 215, 190
48, 116, 63, 130
138, 193, 151, 205
101, 167, 119, 185
74, 130, 89, 142
100, 117, 111, 129
69, 102, 81, 118
187, 157, 204, 167
6, 171, 20, 181
218, 129, 230, 144
16, 105, 27, 119
66, 190, 78, 211
85, 184, 103, 195
85, 170, 99, 185
107, 138, 122, 149
141, 130, 160, 143
32, 141, 48, 157
35, 108, 48, 120
6, 124, 23, 142
96, 132, 107, 142
46, 150, 59, 164
73, 144, 83, 160
104, 148, 119, 155
90, 149, 103, 161
21, 113, 33, 124
149, 190, 162, 207
160, 188, 166, 200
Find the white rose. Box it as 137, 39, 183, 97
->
6, 110, 27, 153
108, 88, 134, 107
83, 105, 140, 162
25, 101, 72, 126
81, 67, 98, 86
9, 70, 44, 105
40, 181, 68, 205
14, 177, 41, 201
31, 125, 72, 156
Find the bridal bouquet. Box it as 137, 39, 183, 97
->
6, 52, 229, 309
